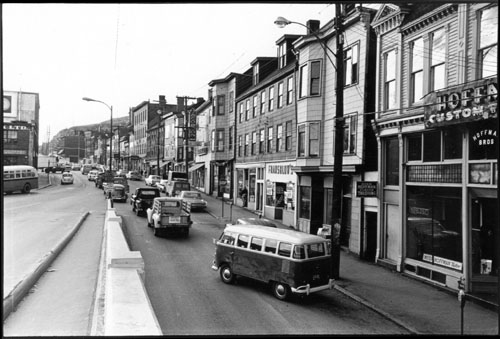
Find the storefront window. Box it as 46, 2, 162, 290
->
299, 186, 311, 219
443, 126, 463, 159
266, 182, 286, 207
469, 122, 498, 160
406, 186, 462, 270
423, 131, 441, 162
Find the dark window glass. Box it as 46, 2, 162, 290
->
443, 127, 462, 159
299, 185, 311, 219
407, 134, 422, 161
423, 131, 441, 162
385, 137, 399, 185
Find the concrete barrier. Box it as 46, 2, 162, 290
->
94, 199, 162, 336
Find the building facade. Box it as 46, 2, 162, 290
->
371, 3, 497, 297
3, 91, 40, 167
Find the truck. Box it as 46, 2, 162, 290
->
146, 197, 192, 237
130, 187, 161, 216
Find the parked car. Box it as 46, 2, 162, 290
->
165, 180, 191, 197
126, 171, 142, 181
178, 190, 207, 211
71, 164, 81, 171
87, 170, 99, 181
106, 183, 127, 203
130, 187, 161, 216
145, 175, 161, 186
95, 170, 116, 189
146, 197, 192, 237
61, 172, 74, 185
156, 179, 169, 193
103, 176, 130, 194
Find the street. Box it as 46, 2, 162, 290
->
3, 172, 407, 335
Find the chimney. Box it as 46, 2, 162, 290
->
159, 95, 166, 106
197, 97, 204, 104
177, 97, 185, 112
306, 20, 320, 34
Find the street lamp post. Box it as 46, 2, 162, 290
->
83, 97, 113, 171
275, 3, 344, 279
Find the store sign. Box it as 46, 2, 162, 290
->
471, 128, 497, 146
268, 164, 292, 175
422, 254, 462, 270
356, 181, 377, 198
424, 77, 497, 128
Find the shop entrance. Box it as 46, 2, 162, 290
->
470, 193, 498, 299
364, 211, 377, 262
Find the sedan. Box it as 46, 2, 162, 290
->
145, 175, 161, 186
178, 190, 207, 211
61, 172, 74, 185
126, 171, 142, 181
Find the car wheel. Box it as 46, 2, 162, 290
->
220, 264, 235, 284
22, 183, 31, 194
272, 282, 290, 301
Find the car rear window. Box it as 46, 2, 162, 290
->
141, 190, 158, 196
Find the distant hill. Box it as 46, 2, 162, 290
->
49, 115, 129, 150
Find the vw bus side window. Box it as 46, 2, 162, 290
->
307, 243, 326, 258
264, 239, 277, 254
293, 245, 306, 259
278, 242, 292, 257
237, 234, 249, 248
220, 231, 235, 245
250, 237, 263, 251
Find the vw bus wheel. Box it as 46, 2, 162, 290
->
272, 282, 290, 301
220, 264, 235, 284
22, 183, 31, 194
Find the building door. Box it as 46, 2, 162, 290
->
364, 211, 378, 262
385, 203, 400, 263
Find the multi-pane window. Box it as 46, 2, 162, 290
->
298, 125, 306, 157
406, 127, 463, 162
344, 43, 359, 86
260, 90, 266, 114
259, 128, 265, 153
299, 61, 321, 97
244, 134, 249, 156
277, 82, 284, 108
384, 50, 397, 110
238, 135, 242, 156
385, 137, 399, 186
245, 99, 250, 120
310, 61, 321, 95
253, 63, 259, 85
216, 129, 225, 152
343, 114, 357, 154
211, 130, 216, 152
268, 86, 274, 111
478, 6, 498, 78
267, 126, 273, 152
276, 124, 283, 152
253, 95, 258, 118
309, 122, 319, 157
430, 28, 446, 91
410, 38, 424, 104
228, 126, 233, 150
239, 102, 244, 123
217, 95, 225, 115
4, 130, 18, 144
278, 42, 287, 68
287, 76, 294, 105
251, 131, 257, 155
229, 91, 234, 113
285, 121, 292, 151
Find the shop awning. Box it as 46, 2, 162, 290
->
189, 162, 205, 172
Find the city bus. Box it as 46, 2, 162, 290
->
3, 165, 39, 194
211, 224, 334, 300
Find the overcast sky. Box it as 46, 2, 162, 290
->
2, 2, 341, 144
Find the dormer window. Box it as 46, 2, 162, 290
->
253, 64, 260, 85
278, 41, 287, 69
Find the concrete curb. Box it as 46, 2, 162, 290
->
333, 284, 419, 334
2, 211, 90, 321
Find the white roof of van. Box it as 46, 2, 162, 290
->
224, 224, 328, 244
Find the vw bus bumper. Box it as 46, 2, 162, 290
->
291, 279, 335, 295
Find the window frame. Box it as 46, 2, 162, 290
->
287, 76, 294, 105
285, 120, 292, 151
277, 82, 284, 108
384, 50, 397, 110
260, 90, 266, 114
477, 6, 498, 78
268, 86, 275, 112
267, 126, 273, 153
410, 37, 424, 104
276, 124, 283, 152
343, 43, 359, 86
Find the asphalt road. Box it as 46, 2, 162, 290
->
116, 180, 407, 335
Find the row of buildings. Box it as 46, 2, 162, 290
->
4, 2, 497, 302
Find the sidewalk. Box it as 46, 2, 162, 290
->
201, 192, 499, 335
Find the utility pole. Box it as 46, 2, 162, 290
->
331, 3, 345, 280
177, 96, 197, 178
